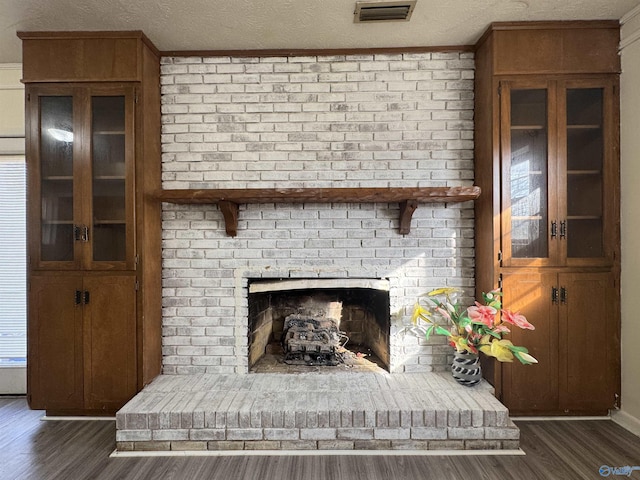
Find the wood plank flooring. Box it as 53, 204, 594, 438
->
1, 396, 639, 480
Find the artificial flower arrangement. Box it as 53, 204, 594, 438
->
411, 287, 538, 365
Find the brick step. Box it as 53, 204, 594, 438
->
115, 372, 519, 452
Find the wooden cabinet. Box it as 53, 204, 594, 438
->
501, 271, 616, 415
475, 22, 621, 415
29, 274, 137, 413
21, 31, 162, 415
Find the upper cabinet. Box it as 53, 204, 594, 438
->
500, 77, 618, 267
474, 21, 621, 290
20, 32, 147, 83
28, 84, 136, 270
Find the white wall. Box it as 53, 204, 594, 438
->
0, 63, 25, 395
617, 8, 640, 435
0, 65, 24, 136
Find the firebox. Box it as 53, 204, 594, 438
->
247, 278, 391, 372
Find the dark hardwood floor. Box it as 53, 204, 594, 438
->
1, 397, 639, 480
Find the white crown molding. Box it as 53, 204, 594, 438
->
620, 4, 640, 51
0, 63, 23, 89
620, 29, 640, 51
621, 4, 640, 25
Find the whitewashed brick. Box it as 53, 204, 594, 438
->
160, 52, 475, 372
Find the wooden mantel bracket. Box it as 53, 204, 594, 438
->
399, 200, 419, 235
218, 201, 239, 237
157, 186, 481, 236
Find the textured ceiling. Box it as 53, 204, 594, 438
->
1, 0, 639, 63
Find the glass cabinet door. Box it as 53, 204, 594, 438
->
501, 79, 615, 267
501, 83, 555, 266
561, 83, 610, 264
30, 86, 135, 270
90, 95, 130, 265
37, 95, 78, 266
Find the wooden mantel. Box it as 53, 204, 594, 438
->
157, 186, 481, 236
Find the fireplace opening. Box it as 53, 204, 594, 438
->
247, 278, 391, 373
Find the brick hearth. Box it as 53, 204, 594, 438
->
115, 372, 519, 452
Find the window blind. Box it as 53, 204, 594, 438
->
0, 158, 26, 365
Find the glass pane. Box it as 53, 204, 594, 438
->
509, 89, 548, 258
566, 88, 604, 258
40, 96, 74, 262
91, 96, 126, 262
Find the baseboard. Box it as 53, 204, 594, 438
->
41, 415, 116, 422
512, 416, 610, 421
612, 409, 640, 437
110, 449, 526, 458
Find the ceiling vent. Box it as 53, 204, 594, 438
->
354, 1, 416, 23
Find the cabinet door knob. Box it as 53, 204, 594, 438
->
560, 287, 567, 304
560, 221, 567, 239
552, 287, 559, 304
551, 221, 558, 238
73, 225, 90, 242
74, 290, 82, 306
74, 225, 83, 241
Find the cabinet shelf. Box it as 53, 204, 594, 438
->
158, 186, 481, 236
93, 131, 125, 135
42, 175, 73, 181
94, 220, 126, 225
567, 215, 601, 220
567, 124, 601, 130
511, 125, 545, 131
512, 171, 543, 178
94, 176, 126, 181
42, 220, 74, 225
567, 170, 601, 175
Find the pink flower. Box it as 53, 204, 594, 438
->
502, 309, 535, 330
467, 302, 497, 327
493, 324, 511, 334
435, 306, 451, 320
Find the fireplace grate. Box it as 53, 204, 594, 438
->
282, 314, 349, 366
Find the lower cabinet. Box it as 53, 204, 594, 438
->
501, 271, 617, 415
28, 273, 137, 414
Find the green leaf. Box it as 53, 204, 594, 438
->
435, 326, 452, 337
507, 345, 528, 353
424, 325, 435, 340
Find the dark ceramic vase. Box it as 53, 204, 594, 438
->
451, 351, 482, 386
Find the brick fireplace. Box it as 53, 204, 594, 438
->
115, 51, 523, 453
159, 51, 476, 375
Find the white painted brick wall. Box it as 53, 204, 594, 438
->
160, 52, 476, 374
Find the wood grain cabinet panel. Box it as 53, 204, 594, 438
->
83, 275, 137, 411
501, 272, 559, 414
28, 275, 84, 411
